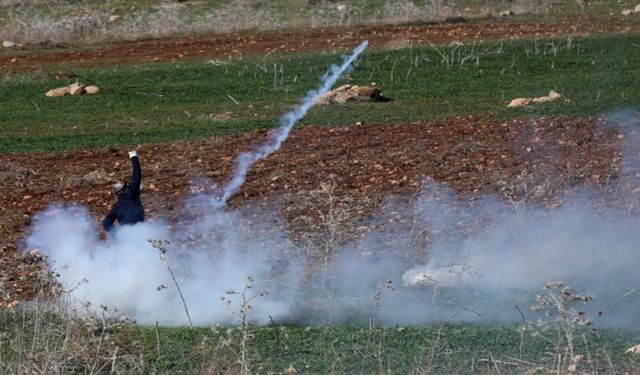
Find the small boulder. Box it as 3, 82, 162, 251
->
507, 98, 531, 107
82, 169, 113, 184
2, 40, 19, 48
84, 85, 100, 94
316, 85, 385, 105
347, 85, 382, 100
69, 83, 85, 95
635, 4, 640, 12
499, 9, 514, 16
45, 87, 70, 97
622, 9, 633, 16
626, 344, 640, 354
108, 15, 122, 22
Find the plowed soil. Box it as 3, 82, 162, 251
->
1, 14, 639, 74
0, 114, 625, 305
2, 14, 638, 306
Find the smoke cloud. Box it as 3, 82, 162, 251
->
28, 204, 302, 326
21, 54, 640, 328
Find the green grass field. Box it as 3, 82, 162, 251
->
1, 35, 640, 153
2, 304, 640, 374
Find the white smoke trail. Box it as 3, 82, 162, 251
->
211, 40, 369, 207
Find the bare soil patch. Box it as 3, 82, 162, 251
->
1, 15, 639, 73
0, 114, 624, 305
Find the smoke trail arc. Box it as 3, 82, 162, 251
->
211, 40, 369, 208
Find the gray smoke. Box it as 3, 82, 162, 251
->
27, 204, 303, 326
23, 78, 640, 327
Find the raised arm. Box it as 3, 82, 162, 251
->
128, 150, 142, 197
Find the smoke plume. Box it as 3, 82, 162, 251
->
211, 40, 369, 207
22, 56, 640, 327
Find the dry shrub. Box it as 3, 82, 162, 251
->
377, 0, 459, 24
0, 295, 145, 374
0, 0, 561, 45
0, 1, 281, 44
471, 0, 554, 16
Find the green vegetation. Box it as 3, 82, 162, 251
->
1, 34, 640, 153
2, 302, 640, 374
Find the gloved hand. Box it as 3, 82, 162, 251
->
128, 150, 137, 159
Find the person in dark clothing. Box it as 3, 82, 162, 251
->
103, 150, 145, 233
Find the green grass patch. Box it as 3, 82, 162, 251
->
3, 304, 640, 375
1, 34, 640, 153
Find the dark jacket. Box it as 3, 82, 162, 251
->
103, 156, 144, 232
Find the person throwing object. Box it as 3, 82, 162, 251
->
103, 150, 145, 233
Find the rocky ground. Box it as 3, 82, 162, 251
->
0, 114, 628, 305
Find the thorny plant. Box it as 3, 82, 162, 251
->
0, 291, 144, 374
292, 176, 368, 323
221, 275, 269, 375
370, 280, 396, 330
524, 281, 597, 374
148, 239, 194, 328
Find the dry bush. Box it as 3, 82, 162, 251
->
0, 294, 145, 374
0, 0, 563, 44
0, 1, 282, 44
471, 0, 554, 16
376, 0, 459, 24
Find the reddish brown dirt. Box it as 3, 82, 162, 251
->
1, 14, 637, 306
1, 15, 639, 74
0, 114, 624, 306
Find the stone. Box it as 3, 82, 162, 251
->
508, 90, 562, 107
69, 83, 85, 95
82, 169, 112, 184
507, 98, 531, 107
347, 85, 381, 100
84, 85, 100, 94
626, 344, 640, 354
2, 40, 18, 48
108, 15, 122, 22
316, 85, 383, 104
45, 87, 70, 97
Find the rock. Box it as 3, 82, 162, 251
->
635, 4, 640, 12
507, 98, 531, 107
84, 85, 100, 94
531, 90, 562, 103
347, 85, 381, 100
69, 83, 85, 95
547, 90, 562, 100
82, 169, 112, 184
508, 90, 562, 107
622, 9, 633, 16
499, 9, 514, 16
45, 87, 70, 97
108, 15, 121, 22
316, 85, 384, 105
626, 344, 640, 354
2, 40, 19, 48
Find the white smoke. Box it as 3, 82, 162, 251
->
212, 40, 369, 207
27, 204, 302, 326
23, 42, 369, 327
20, 53, 640, 327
